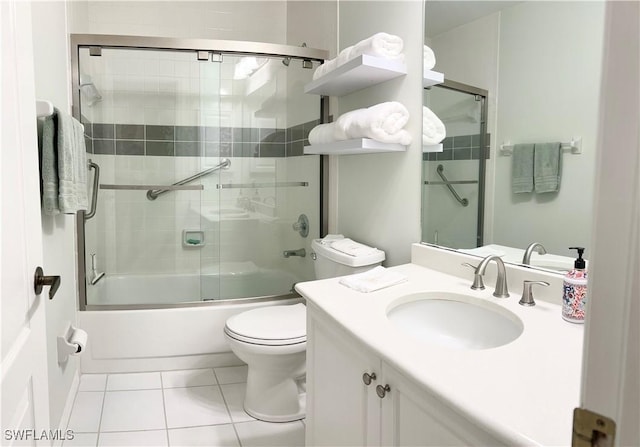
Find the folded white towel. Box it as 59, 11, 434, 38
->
313, 32, 404, 80
337, 101, 412, 145
319, 234, 344, 245
339, 266, 408, 293
422, 106, 446, 145
330, 238, 379, 257
423, 45, 436, 72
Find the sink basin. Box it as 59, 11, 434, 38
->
387, 292, 523, 350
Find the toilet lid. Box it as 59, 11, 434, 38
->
225, 303, 306, 346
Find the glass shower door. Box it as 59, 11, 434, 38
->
422, 83, 486, 249
201, 54, 321, 301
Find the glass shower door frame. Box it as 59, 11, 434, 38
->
427, 79, 488, 248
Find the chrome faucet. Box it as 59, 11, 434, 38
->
519, 280, 550, 306
522, 242, 547, 265
465, 255, 510, 298
283, 248, 306, 258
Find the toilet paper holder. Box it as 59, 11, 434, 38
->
57, 325, 88, 364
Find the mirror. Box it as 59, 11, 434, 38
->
422, 1, 606, 272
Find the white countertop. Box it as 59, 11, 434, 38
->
296, 247, 584, 446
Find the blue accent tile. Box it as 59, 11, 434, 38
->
259, 143, 285, 157
116, 124, 144, 140
93, 124, 114, 139
146, 125, 174, 141
93, 139, 115, 154
175, 141, 201, 156
146, 141, 174, 156
116, 140, 144, 155
454, 148, 472, 160
175, 126, 200, 141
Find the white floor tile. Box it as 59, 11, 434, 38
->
98, 430, 168, 447
168, 425, 240, 447
62, 432, 98, 447
164, 386, 232, 428
235, 420, 305, 447
106, 372, 161, 391
214, 365, 248, 385
162, 369, 217, 388
219, 383, 255, 423
67, 392, 104, 433
100, 390, 165, 432
79, 374, 107, 392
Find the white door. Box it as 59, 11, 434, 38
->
579, 1, 639, 445
1, 1, 52, 444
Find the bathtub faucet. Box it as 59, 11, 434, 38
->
283, 248, 306, 258
90, 253, 106, 285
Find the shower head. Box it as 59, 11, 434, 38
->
282, 57, 291, 66
79, 74, 102, 106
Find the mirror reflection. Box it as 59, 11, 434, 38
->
422, 1, 606, 272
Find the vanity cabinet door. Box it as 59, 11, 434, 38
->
306, 307, 381, 447
379, 362, 506, 446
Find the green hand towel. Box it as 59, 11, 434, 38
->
512, 143, 534, 193
534, 142, 562, 193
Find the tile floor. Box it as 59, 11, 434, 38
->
63, 366, 305, 447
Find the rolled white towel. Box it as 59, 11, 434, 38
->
312, 32, 404, 80
422, 106, 446, 145
308, 123, 338, 145
350, 32, 404, 60
337, 101, 412, 145
423, 45, 436, 71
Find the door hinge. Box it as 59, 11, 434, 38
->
572, 407, 616, 447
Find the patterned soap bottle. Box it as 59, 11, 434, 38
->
562, 247, 588, 323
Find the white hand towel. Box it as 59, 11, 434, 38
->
336, 101, 412, 145
312, 32, 404, 80
339, 266, 408, 293
422, 106, 446, 145
423, 45, 436, 72
330, 238, 379, 257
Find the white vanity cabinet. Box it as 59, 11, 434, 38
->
306, 303, 506, 447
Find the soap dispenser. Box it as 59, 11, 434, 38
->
562, 247, 588, 323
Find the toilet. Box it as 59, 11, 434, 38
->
224, 236, 385, 422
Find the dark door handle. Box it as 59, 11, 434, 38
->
34, 266, 61, 300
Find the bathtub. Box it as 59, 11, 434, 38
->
79, 267, 303, 373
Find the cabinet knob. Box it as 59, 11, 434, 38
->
362, 372, 377, 386
376, 384, 391, 398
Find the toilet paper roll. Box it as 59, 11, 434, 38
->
69, 328, 88, 355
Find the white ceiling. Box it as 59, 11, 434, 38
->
425, 1, 522, 38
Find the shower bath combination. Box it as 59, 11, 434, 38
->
72, 35, 327, 310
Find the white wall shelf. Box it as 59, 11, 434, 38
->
304, 138, 407, 155
304, 54, 407, 96
423, 69, 445, 88
423, 143, 443, 153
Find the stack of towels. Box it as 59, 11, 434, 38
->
313, 32, 404, 80
309, 101, 412, 146
422, 106, 446, 145
39, 108, 89, 215
512, 142, 562, 193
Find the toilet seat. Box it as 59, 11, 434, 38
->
224, 303, 306, 346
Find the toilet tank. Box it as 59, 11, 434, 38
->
311, 239, 385, 279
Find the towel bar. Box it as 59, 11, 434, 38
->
500, 137, 582, 156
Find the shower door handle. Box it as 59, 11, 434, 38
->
34, 266, 61, 300
85, 160, 100, 220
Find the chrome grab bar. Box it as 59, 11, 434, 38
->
85, 160, 100, 220
435, 164, 469, 207
146, 158, 230, 201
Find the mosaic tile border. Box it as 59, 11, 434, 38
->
83, 119, 319, 158
423, 134, 491, 161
